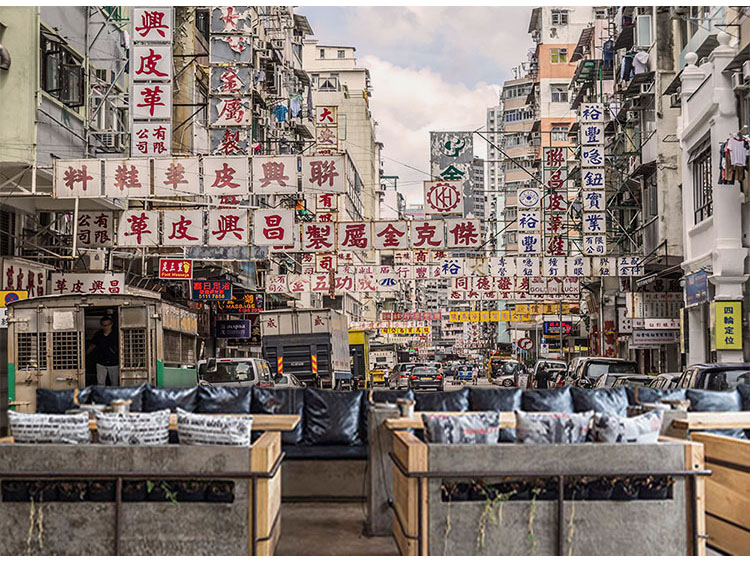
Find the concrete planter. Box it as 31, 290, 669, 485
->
391, 432, 707, 556
0, 432, 282, 555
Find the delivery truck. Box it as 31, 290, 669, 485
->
260, 308, 351, 389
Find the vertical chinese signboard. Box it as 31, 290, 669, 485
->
579, 103, 606, 256
130, 7, 173, 157
713, 301, 742, 350
429, 132, 473, 218
542, 146, 569, 257
209, 7, 253, 156
315, 105, 338, 154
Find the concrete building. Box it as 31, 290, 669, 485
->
678, 7, 750, 364
379, 175, 404, 220
486, 96, 504, 255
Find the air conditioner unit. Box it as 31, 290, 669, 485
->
670, 92, 681, 108
743, 60, 750, 82
84, 249, 106, 272
99, 132, 118, 149
732, 72, 745, 90
531, 30, 541, 42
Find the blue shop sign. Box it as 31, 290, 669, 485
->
216, 320, 251, 339
685, 271, 708, 307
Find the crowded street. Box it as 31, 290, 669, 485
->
0, 3, 749, 559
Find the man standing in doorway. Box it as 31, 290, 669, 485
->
87, 316, 119, 386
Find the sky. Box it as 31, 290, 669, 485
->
298, 6, 534, 204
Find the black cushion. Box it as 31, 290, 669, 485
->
90, 384, 148, 412
370, 389, 414, 403
687, 388, 745, 439
282, 443, 368, 460
469, 387, 522, 411
35, 389, 76, 414
196, 386, 253, 413
687, 388, 742, 412
252, 387, 305, 445
415, 388, 469, 412
467, 387, 521, 442
303, 388, 364, 446
521, 387, 574, 413
571, 387, 628, 416
142, 386, 199, 413
626, 385, 686, 405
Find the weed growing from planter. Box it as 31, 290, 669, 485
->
566, 502, 576, 556
528, 487, 542, 555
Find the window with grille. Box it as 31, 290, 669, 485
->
122, 328, 147, 369
551, 125, 569, 142
16, 333, 47, 370
691, 143, 712, 223
164, 330, 182, 364
41, 34, 84, 108
51, 331, 80, 370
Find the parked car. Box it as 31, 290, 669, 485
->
389, 362, 427, 390
648, 373, 681, 390
561, 357, 587, 387
272, 373, 306, 388
409, 366, 444, 391
575, 358, 640, 388
197, 357, 272, 387
611, 375, 652, 388
549, 368, 569, 388
676, 363, 750, 390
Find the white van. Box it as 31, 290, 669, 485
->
197, 357, 272, 387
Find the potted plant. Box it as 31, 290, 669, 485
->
176, 480, 206, 502
57, 481, 87, 502
205, 480, 234, 503
88, 480, 115, 502
612, 477, 639, 501
638, 476, 673, 500
1, 480, 30, 502
440, 481, 458, 502
587, 477, 614, 500
122, 481, 147, 502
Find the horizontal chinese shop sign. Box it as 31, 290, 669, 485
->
50, 273, 126, 296
159, 258, 193, 279
379, 326, 432, 335
191, 280, 232, 301
448, 311, 500, 322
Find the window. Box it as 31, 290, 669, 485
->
594, 8, 609, 19
337, 49, 345, 59
551, 85, 568, 103
551, 10, 568, 26
318, 75, 338, 91
319, 48, 325, 58
551, 125, 568, 142
636, 14, 652, 47
691, 141, 712, 223
41, 34, 84, 108
550, 48, 568, 64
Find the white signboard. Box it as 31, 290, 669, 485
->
162, 210, 203, 246
423, 181, 464, 215
373, 221, 409, 250
53, 160, 102, 198
208, 209, 249, 246
253, 209, 295, 246
337, 222, 371, 251
252, 155, 298, 194
50, 272, 126, 296
118, 210, 159, 247
202, 156, 249, 196
153, 157, 200, 197
302, 155, 346, 194
104, 158, 151, 198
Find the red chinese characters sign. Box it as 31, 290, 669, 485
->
131, 124, 171, 157
50, 273, 125, 296
252, 155, 297, 194
302, 155, 346, 194
208, 210, 249, 246
203, 156, 249, 196
77, 212, 114, 247
159, 258, 193, 279
373, 221, 409, 250
104, 159, 151, 197
54, 159, 101, 198
301, 222, 335, 252
252, 209, 295, 246
162, 210, 203, 246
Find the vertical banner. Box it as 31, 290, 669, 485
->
130, 7, 173, 157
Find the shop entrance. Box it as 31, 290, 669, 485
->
84, 306, 119, 386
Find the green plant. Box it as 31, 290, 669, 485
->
566, 502, 576, 556
146, 480, 178, 505
528, 487, 542, 555
25, 497, 43, 554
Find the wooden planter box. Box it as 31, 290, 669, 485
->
691, 431, 750, 555
391, 431, 706, 556
0, 432, 282, 556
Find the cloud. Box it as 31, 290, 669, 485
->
298, 6, 535, 204
362, 55, 501, 204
